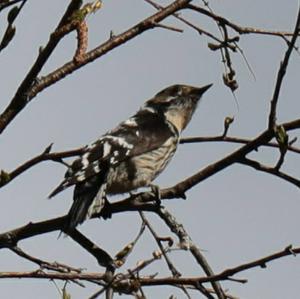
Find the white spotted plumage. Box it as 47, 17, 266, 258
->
49, 83, 212, 231
123, 117, 138, 127
102, 142, 112, 157
81, 153, 90, 168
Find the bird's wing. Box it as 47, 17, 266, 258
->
48, 110, 177, 198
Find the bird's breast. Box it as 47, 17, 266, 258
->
106, 136, 178, 194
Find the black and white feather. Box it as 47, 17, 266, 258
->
49, 83, 212, 231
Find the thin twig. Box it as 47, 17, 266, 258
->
139, 211, 181, 277
157, 207, 226, 299
187, 4, 300, 37
268, 7, 300, 129
238, 157, 300, 188
154, 21, 183, 33
180, 135, 300, 154
113, 221, 146, 267
144, 0, 222, 43
11, 246, 81, 273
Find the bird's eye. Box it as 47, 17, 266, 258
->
170, 85, 181, 96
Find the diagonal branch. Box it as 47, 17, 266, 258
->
268, 7, 300, 129
238, 157, 300, 188
139, 211, 181, 277
161, 129, 274, 199
0, 0, 23, 12
68, 229, 115, 270
162, 118, 300, 200
0, 0, 193, 134
0, 0, 82, 134
144, 0, 222, 43
157, 207, 226, 299
27, 0, 192, 101
0, 145, 84, 188
11, 246, 81, 273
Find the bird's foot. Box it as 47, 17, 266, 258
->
150, 184, 161, 207
101, 197, 112, 219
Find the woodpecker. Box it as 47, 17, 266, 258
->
49, 83, 212, 231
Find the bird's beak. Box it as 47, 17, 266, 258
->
195, 83, 213, 96
201, 83, 213, 93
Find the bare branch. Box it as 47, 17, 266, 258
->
113, 221, 146, 268
0, 0, 83, 134
163, 118, 300, 200
0, 0, 194, 134
268, 7, 300, 129
0, 202, 156, 249
157, 207, 226, 299
139, 211, 181, 277
187, 4, 300, 38
3, 245, 299, 285
238, 157, 300, 188
73, 20, 89, 64
1, 2, 300, 298
144, 0, 222, 43
153, 22, 183, 33
11, 246, 82, 273
11, 246, 85, 287
180, 135, 300, 155
68, 229, 114, 269
0, 146, 84, 188
0, 0, 23, 12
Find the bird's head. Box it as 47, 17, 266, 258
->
144, 83, 212, 133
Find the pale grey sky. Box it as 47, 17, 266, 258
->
0, 1, 300, 298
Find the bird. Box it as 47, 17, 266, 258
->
49, 83, 212, 231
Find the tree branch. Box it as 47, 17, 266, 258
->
68, 229, 114, 270
2, 244, 299, 286
238, 157, 300, 188
0, 0, 193, 134
0, 201, 157, 249
0, 0, 83, 134
187, 4, 300, 38
268, 6, 300, 129
1, 120, 300, 250
139, 211, 181, 277
10, 246, 82, 273
0, 0, 24, 12
157, 207, 226, 299
0, 145, 84, 188
180, 135, 300, 154
162, 118, 300, 200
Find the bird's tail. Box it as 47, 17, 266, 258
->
64, 177, 107, 232
48, 180, 70, 198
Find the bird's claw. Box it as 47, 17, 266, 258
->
101, 198, 112, 219
150, 184, 161, 207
